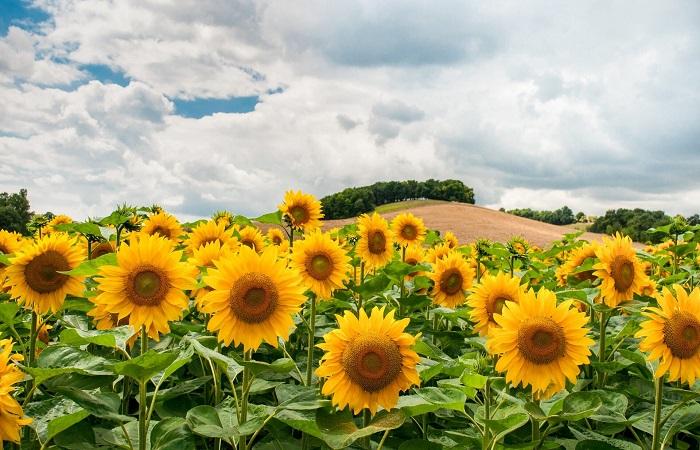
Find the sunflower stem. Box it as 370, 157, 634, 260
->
531, 397, 541, 448
361, 410, 371, 449
400, 246, 406, 316
476, 256, 482, 283
306, 294, 317, 386
358, 262, 365, 313
138, 326, 148, 450
241, 350, 252, 450
652, 376, 664, 450
28, 311, 38, 367
597, 311, 607, 387
483, 378, 491, 450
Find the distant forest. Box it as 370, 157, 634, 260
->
320, 179, 475, 219
506, 206, 581, 226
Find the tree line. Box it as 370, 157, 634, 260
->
320, 179, 475, 219
505, 206, 581, 225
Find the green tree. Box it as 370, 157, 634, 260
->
0, 188, 32, 235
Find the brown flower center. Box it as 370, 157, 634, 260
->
342, 334, 403, 392
368, 231, 387, 254
24, 250, 71, 294
0, 243, 8, 254
229, 272, 279, 323
439, 268, 463, 295
289, 205, 310, 225
611, 256, 635, 292
306, 253, 333, 281
91, 242, 114, 259
241, 239, 257, 250
127, 265, 169, 306
151, 226, 171, 239
272, 235, 283, 245
517, 318, 566, 364
400, 224, 417, 241
663, 312, 700, 359
487, 295, 512, 320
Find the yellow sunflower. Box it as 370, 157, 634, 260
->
141, 212, 184, 242
84, 240, 116, 260
443, 231, 459, 249
201, 246, 305, 351
44, 215, 72, 234
403, 245, 426, 280
356, 213, 394, 270
0, 339, 32, 444
488, 288, 593, 398
185, 220, 235, 253
267, 228, 287, 246
291, 230, 350, 299
425, 243, 451, 263
238, 226, 265, 253
593, 233, 648, 307
391, 213, 427, 247
429, 251, 474, 309
316, 307, 420, 415
5, 233, 85, 314
189, 241, 235, 310
278, 190, 323, 231
468, 272, 526, 337
92, 234, 196, 340
555, 243, 598, 287
636, 285, 700, 384
0, 231, 24, 282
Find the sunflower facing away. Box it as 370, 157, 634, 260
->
141, 211, 184, 242
594, 233, 648, 307
44, 214, 72, 234
92, 234, 196, 339
185, 220, 235, 253
5, 233, 85, 314
238, 226, 265, 253
0, 339, 32, 444
488, 288, 593, 399
202, 246, 305, 351
468, 272, 526, 337
356, 213, 394, 270
429, 251, 474, 309
291, 230, 351, 299
279, 190, 323, 231
316, 307, 420, 415
391, 213, 427, 247
555, 243, 598, 287
636, 285, 700, 384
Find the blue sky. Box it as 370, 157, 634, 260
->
1, 1, 699, 220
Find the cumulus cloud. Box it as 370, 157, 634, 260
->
0, 0, 699, 220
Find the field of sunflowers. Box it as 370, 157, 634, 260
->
1, 190, 699, 450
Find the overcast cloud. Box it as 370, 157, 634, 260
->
0, 0, 699, 220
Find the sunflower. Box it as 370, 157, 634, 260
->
429, 251, 474, 309
0, 231, 23, 282
316, 307, 420, 415
267, 228, 287, 246
507, 236, 529, 256
443, 231, 459, 249
44, 215, 72, 234
391, 213, 427, 247
291, 230, 350, 299
185, 220, 235, 253
356, 213, 394, 270
488, 288, 593, 398
0, 339, 32, 444
212, 210, 234, 228
403, 245, 426, 280
555, 243, 598, 287
279, 190, 323, 231
92, 234, 196, 340
238, 226, 265, 253
5, 233, 85, 314
425, 243, 451, 263
141, 212, 184, 242
189, 241, 235, 310
201, 246, 305, 351
84, 239, 116, 260
636, 285, 700, 384
593, 233, 648, 307
468, 272, 526, 337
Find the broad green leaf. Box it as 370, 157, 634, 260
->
55, 387, 133, 422
186, 405, 238, 445
60, 252, 118, 276
316, 408, 406, 449
569, 426, 641, 450
460, 372, 487, 389
113, 350, 179, 383
25, 397, 90, 444
185, 337, 244, 380
26, 345, 114, 385
354, 273, 392, 298
485, 411, 529, 445
151, 417, 196, 450
60, 325, 134, 351
0, 302, 19, 325
0, 253, 12, 265
254, 211, 283, 225
397, 387, 467, 417
559, 391, 602, 421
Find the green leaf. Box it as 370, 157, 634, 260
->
460, 372, 487, 389
26, 397, 90, 444
55, 387, 134, 422
0, 253, 12, 265
60, 252, 117, 276
254, 211, 283, 225
151, 417, 196, 450
184, 336, 244, 380
569, 426, 641, 450
316, 408, 406, 449
485, 411, 529, 445
382, 260, 432, 282
354, 273, 392, 298
26, 345, 114, 385
559, 392, 603, 421
397, 387, 467, 417
113, 350, 179, 384
0, 302, 19, 325
60, 325, 134, 351
186, 405, 238, 445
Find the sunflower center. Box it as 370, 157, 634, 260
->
128, 266, 169, 306
200, 237, 219, 247
663, 312, 700, 359
241, 239, 256, 250
91, 242, 114, 259
272, 236, 283, 245
289, 205, 309, 224
151, 226, 171, 238
229, 272, 279, 323
368, 231, 387, 254
487, 295, 511, 320
342, 334, 403, 392
24, 250, 71, 294
400, 225, 417, 240
306, 253, 333, 281
439, 269, 463, 295
576, 270, 597, 282
611, 256, 634, 292
517, 318, 566, 364
0, 243, 8, 254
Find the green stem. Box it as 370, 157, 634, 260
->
28, 311, 38, 366
651, 377, 664, 450
138, 326, 148, 450
509, 257, 514, 276
306, 295, 317, 387
361, 410, 371, 449
400, 247, 406, 316
483, 378, 491, 450
476, 256, 482, 283
376, 429, 391, 450
87, 239, 93, 260
357, 263, 365, 313
289, 227, 294, 249
598, 311, 607, 387
241, 350, 252, 450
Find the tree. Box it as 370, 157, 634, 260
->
0, 189, 32, 235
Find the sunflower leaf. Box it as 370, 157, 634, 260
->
254, 210, 283, 226
59, 252, 118, 276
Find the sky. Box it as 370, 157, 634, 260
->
1, 0, 699, 221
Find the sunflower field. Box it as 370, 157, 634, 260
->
1, 191, 700, 450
